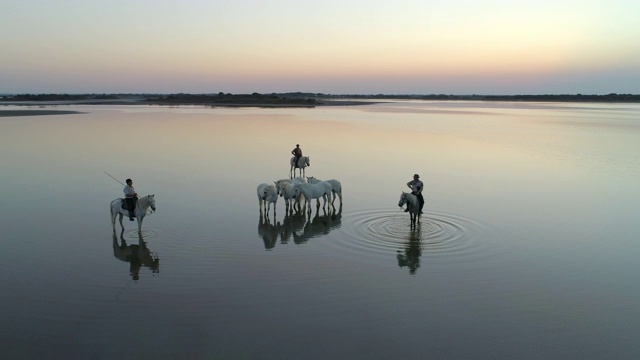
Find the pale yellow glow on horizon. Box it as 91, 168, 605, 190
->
2, 0, 639, 93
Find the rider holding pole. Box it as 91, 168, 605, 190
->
123, 178, 138, 221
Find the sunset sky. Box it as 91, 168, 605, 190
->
2, 0, 639, 95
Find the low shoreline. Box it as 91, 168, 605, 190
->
0, 110, 85, 117
2, 93, 639, 117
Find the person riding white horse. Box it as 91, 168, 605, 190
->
398, 192, 420, 227
111, 194, 156, 235
405, 174, 424, 214
290, 144, 311, 178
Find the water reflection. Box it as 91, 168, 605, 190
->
258, 206, 342, 249
279, 211, 306, 245
258, 213, 281, 250
293, 206, 342, 244
396, 225, 423, 275
112, 230, 159, 280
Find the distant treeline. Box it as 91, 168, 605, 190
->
2, 92, 640, 103
144, 92, 317, 106
330, 93, 640, 102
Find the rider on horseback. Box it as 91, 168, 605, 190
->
291, 144, 303, 168
123, 178, 138, 221
405, 174, 424, 214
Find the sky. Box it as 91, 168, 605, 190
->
1, 0, 639, 95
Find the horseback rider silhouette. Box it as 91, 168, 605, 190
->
292, 144, 302, 168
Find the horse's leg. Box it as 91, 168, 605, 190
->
118, 212, 124, 230
137, 216, 143, 235
111, 207, 117, 231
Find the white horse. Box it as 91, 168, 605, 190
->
398, 192, 420, 227
290, 156, 310, 179
257, 183, 268, 210
293, 181, 332, 213
110, 195, 156, 235
263, 184, 278, 217
274, 177, 305, 194
307, 176, 342, 206
278, 177, 305, 213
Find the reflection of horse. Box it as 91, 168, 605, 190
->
110, 195, 156, 234
293, 206, 342, 244
112, 230, 159, 280
279, 211, 307, 244
294, 181, 332, 213
397, 226, 422, 275
290, 156, 310, 179
398, 192, 420, 227
307, 176, 343, 207
258, 212, 280, 250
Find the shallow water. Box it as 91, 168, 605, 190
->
1, 101, 639, 359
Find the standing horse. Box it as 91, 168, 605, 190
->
307, 176, 343, 207
290, 156, 310, 179
293, 181, 332, 213
110, 194, 156, 235
398, 192, 420, 227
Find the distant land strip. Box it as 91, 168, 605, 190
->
1, 92, 640, 107
0, 110, 85, 117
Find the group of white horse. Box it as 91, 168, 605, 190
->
258, 175, 343, 216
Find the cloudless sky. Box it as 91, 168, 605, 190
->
1, 0, 639, 94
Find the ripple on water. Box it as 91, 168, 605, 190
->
330, 209, 490, 263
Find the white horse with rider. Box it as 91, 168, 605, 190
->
398, 192, 420, 227
110, 194, 156, 235
290, 156, 310, 179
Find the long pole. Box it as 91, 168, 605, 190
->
104, 171, 126, 186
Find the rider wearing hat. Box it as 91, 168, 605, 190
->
405, 173, 424, 214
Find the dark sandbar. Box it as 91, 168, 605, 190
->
0, 110, 84, 117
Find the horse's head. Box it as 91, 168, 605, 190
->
148, 194, 156, 212
398, 192, 407, 207
305, 156, 310, 166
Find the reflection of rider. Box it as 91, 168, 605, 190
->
397, 230, 422, 275
405, 174, 424, 214
112, 231, 159, 281
123, 178, 138, 221
291, 144, 302, 167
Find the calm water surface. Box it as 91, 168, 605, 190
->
1, 101, 639, 359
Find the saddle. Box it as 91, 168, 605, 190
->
120, 198, 136, 212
